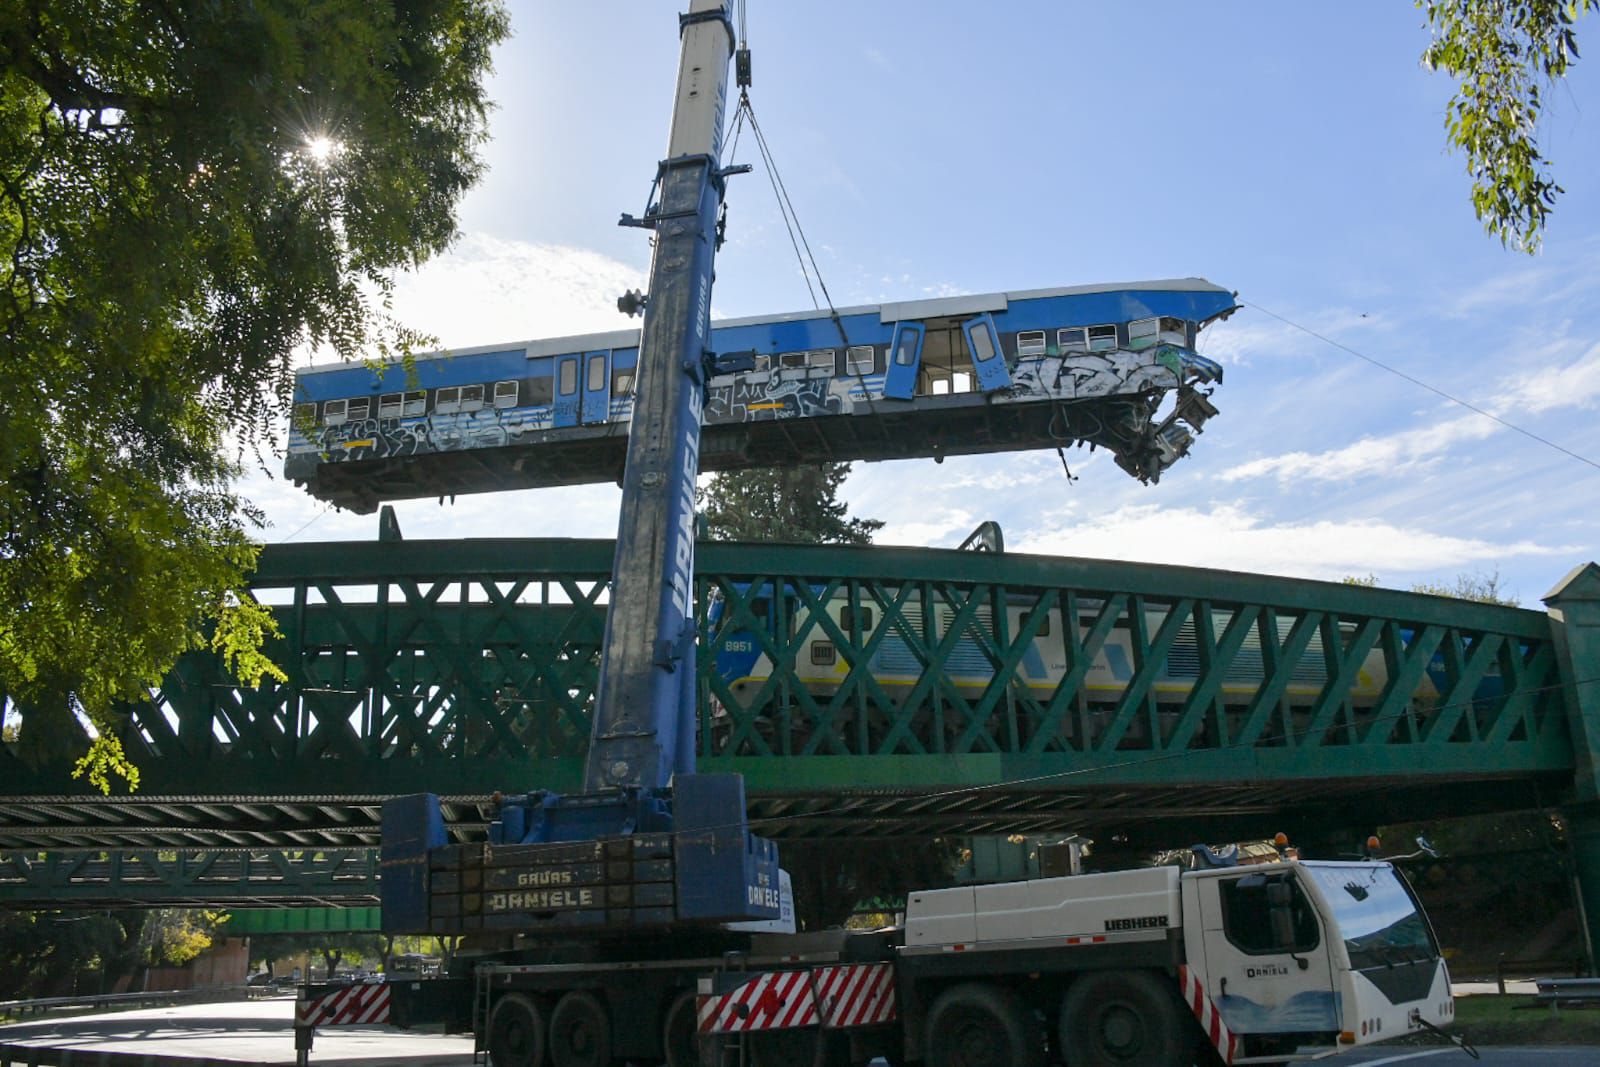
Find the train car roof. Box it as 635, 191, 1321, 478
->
296, 277, 1232, 376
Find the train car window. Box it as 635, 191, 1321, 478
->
460, 384, 484, 411
526, 376, 553, 405
587, 355, 607, 392
751, 354, 770, 373
810, 642, 836, 666
779, 352, 806, 368
1087, 324, 1118, 352
839, 605, 874, 632
1128, 318, 1159, 350
846, 346, 874, 374
322, 399, 348, 425
494, 380, 519, 408
613, 369, 634, 395
558, 360, 577, 395
1016, 331, 1047, 356
346, 397, 370, 421
378, 392, 403, 418
1159, 317, 1188, 345
293, 403, 317, 428
895, 331, 919, 365
808, 349, 836, 371
1059, 327, 1088, 353
435, 386, 460, 414
403, 390, 427, 416
748, 597, 771, 625
1034, 612, 1051, 637
970, 325, 997, 362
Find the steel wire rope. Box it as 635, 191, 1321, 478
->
731, 92, 880, 416
1244, 300, 1600, 475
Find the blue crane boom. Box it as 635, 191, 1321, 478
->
379, 0, 782, 936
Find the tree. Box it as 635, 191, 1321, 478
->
700, 463, 883, 546
1420, 0, 1596, 252
0, 0, 509, 786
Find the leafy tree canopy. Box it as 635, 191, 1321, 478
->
1421, 0, 1595, 252
0, 0, 509, 784
700, 463, 883, 546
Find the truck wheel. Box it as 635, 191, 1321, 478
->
1059, 970, 1187, 1066
925, 983, 1043, 1067
488, 993, 548, 1067
662, 990, 701, 1067
549, 990, 611, 1067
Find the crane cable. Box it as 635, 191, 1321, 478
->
721, 30, 879, 416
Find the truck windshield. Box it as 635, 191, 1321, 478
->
1305, 865, 1437, 970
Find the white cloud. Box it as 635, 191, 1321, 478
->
1012, 503, 1571, 587
1494, 341, 1600, 415
389, 232, 646, 351
1217, 413, 1498, 483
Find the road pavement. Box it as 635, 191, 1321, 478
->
0, 996, 1595, 1066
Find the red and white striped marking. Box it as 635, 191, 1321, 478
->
697, 964, 897, 1034
295, 983, 391, 1027
698, 970, 817, 1033
1179, 965, 1238, 1065
813, 963, 896, 1028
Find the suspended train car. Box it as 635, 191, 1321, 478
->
285, 279, 1235, 512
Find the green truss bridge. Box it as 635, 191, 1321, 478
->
2, 538, 1598, 933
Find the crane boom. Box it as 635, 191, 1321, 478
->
586, 0, 735, 793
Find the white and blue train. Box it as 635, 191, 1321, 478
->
705, 584, 1505, 749
286, 279, 1235, 512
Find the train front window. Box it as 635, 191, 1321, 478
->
1088, 325, 1118, 352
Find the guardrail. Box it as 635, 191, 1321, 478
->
0, 983, 275, 1021
1496, 953, 1588, 995
1536, 976, 1600, 1012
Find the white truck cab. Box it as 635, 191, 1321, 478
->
1183, 859, 1453, 1059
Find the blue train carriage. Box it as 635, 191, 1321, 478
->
285, 279, 1235, 513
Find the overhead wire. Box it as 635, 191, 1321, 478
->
1244, 300, 1600, 475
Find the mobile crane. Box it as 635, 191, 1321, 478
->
294, 4, 1464, 1065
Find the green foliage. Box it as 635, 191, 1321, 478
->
0, 0, 509, 781
1420, 0, 1595, 252
1341, 569, 1520, 606
700, 463, 884, 545
139, 909, 227, 967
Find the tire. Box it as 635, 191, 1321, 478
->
662, 990, 701, 1067
1058, 970, 1188, 1067
488, 993, 548, 1067
549, 990, 611, 1067
925, 982, 1043, 1067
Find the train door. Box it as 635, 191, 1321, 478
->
883, 322, 925, 400
553, 354, 581, 427
963, 313, 1012, 392
581, 350, 611, 425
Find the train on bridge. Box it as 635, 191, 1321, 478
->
286, 279, 1233, 512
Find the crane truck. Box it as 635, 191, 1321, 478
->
294, 3, 1463, 1065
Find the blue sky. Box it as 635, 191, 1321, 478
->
251, 1, 1600, 607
